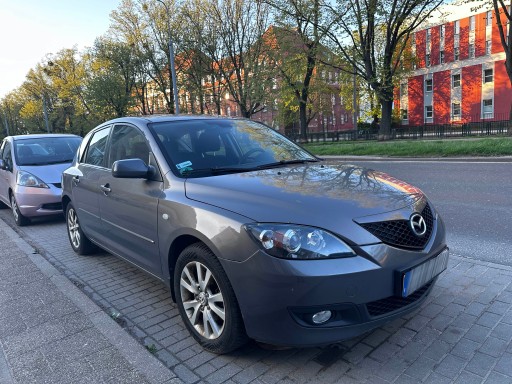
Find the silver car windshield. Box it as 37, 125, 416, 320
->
14, 137, 82, 166
150, 119, 317, 177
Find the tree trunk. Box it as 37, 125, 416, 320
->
379, 99, 393, 140
299, 102, 308, 142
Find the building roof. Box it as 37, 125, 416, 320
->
419, 0, 494, 29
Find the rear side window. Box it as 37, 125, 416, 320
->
83, 127, 111, 166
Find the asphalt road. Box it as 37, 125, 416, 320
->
347, 159, 512, 266
2, 158, 512, 383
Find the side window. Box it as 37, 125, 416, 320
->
0, 140, 5, 159
108, 125, 150, 168
84, 127, 111, 166
2, 142, 13, 172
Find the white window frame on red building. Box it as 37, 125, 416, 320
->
452, 74, 461, 88
425, 105, 433, 122
394, 2, 512, 127
482, 99, 493, 119
451, 102, 461, 121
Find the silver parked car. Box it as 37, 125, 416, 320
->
62, 116, 448, 353
0, 134, 82, 226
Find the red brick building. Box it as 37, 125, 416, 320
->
397, 1, 512, 126
147, 27, 356, 136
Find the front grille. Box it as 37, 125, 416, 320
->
359, 203, 434, 249
366, 281, 433, 317
41, 202, 63, 211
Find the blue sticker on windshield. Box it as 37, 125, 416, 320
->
176, 161, 193, 170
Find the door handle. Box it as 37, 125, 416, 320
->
100, 184, 111, 195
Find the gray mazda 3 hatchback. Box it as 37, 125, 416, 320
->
62, 116, 448, 353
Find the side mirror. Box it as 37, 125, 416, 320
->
112, 158, 155, 179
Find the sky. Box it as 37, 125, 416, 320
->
0, 0, 121, 98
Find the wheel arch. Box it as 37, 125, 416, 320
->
168, 234, 204, 302
62, 194, 71, 211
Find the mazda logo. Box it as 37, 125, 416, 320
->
410, 213, 427, 237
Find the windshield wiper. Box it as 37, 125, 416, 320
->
20, 160, 72, 166
182, 167, 251, 176
182, 159, 319, 177
254, 159, 319, 170
45, 159, 73, 164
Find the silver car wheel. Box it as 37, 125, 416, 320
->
180, 261, 225, 339
67, 207, 81, 249
10, 195, 29, 226
11, 197, 19, 222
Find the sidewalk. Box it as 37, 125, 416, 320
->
2, 209, 512, 383
0, 219, 180, 384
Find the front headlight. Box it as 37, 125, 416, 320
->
16, 171, 50, 188
245, 223, 355, 260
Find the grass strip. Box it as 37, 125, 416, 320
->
304, 137, 512, 157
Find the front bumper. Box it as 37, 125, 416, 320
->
14, 185, 63, 217
220, 221, 447, 347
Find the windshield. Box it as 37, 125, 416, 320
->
150, 119, 316, 177
14, 136, 82, 166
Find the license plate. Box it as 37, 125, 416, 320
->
401, 248, 449, 297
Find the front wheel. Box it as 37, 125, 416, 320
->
174, 243, 248, 354
11, 194, 29, 226
66, 202, 96, 255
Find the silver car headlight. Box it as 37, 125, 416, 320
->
245, 224, 355, 260
16, 171, 50, 188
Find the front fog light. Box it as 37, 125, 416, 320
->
312, 310, 332, 324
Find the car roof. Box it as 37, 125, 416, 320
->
10, 134, 82, 141
101, 114, 241, 126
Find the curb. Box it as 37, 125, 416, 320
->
320, 155, 512, 162
0, 219, 180, 384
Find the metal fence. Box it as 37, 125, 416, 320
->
285, 119, 512, 142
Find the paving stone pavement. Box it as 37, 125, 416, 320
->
0, 214, 178, 384
1, 209, 512, 383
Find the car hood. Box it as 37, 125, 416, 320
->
184, 162, 427, 245
19, 163, 72, 184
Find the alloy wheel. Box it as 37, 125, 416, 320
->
67, 207, 81, 249
180, 261, 225, 339
11, 197, 19, 222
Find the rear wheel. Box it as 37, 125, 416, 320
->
174, 243, 248, 354
11, 194, 29, 226
66, 202, 96, 255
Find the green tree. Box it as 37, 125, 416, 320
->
44, 49, 91, 135
110, 0, 185, 114
1, 92, 28, 137
181, 0, 220, 114
85, 37, 137, 119
207, 0, 274, 118
317, 0, 444, 139
266, 0, 332, 141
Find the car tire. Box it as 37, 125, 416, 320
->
174, 243, 248, 354
10, 194, 30, 226
66, 202, 96, 255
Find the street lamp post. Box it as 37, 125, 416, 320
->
3, 113, 9, 136
42, 94, 50, 133
156, 0, 180, 114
